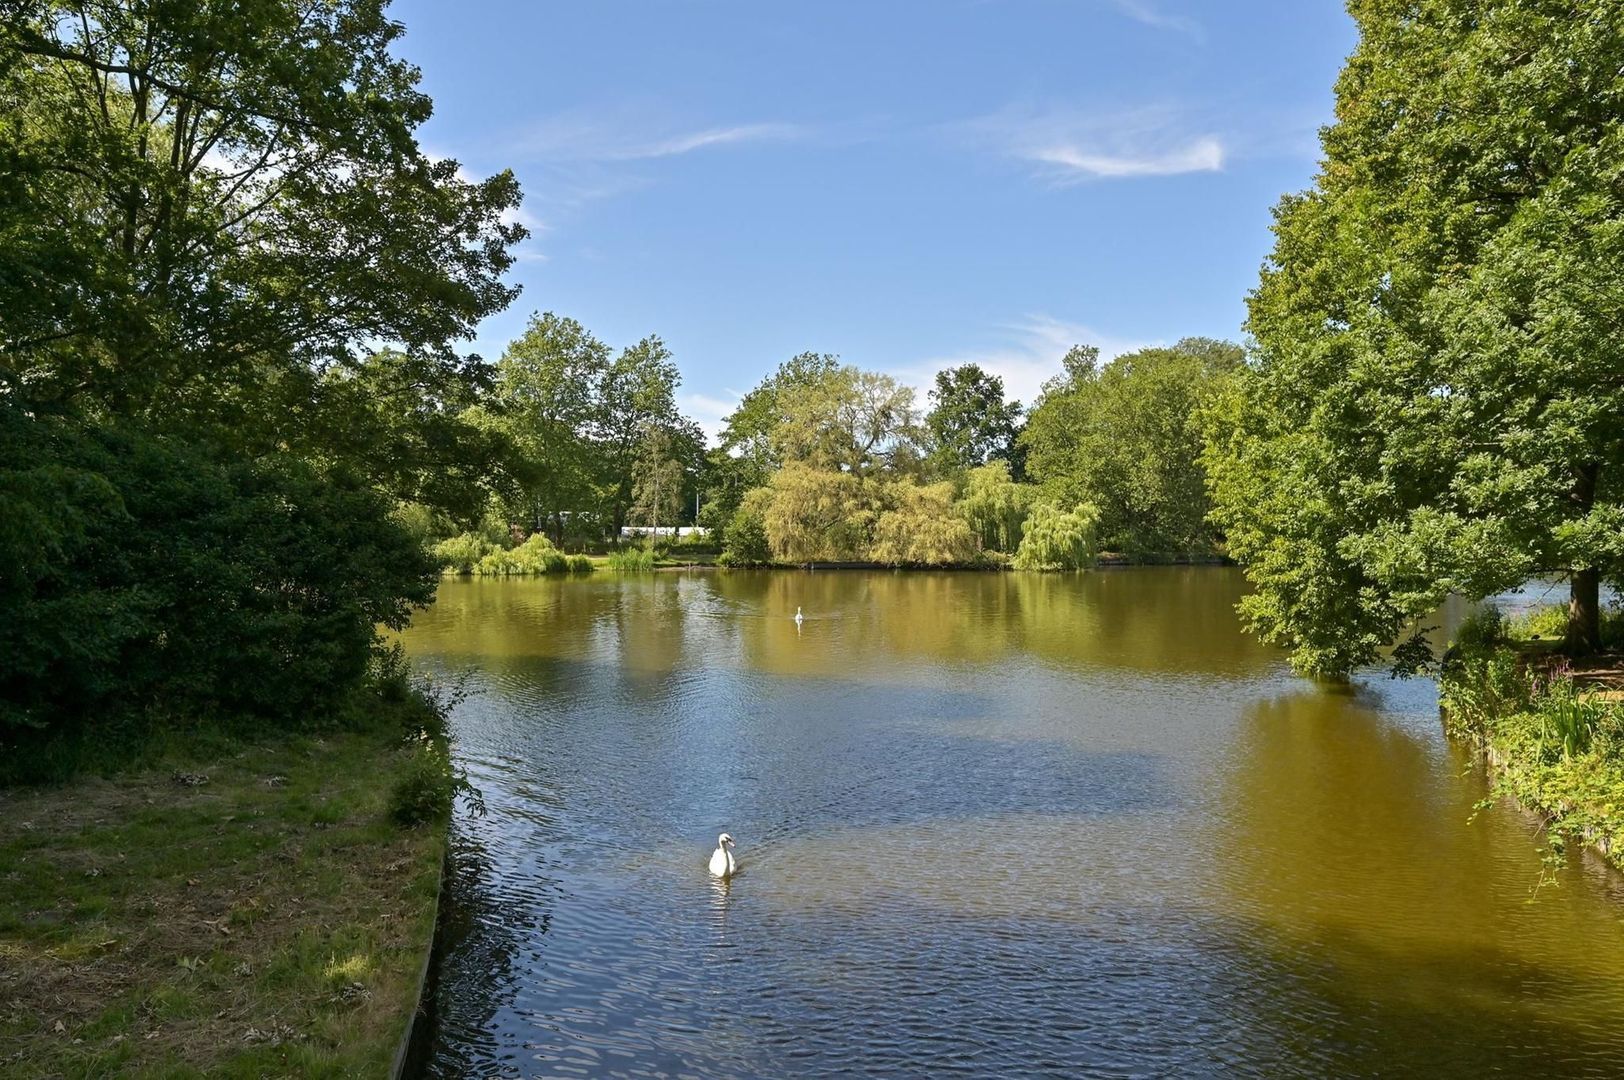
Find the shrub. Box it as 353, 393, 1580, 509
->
390, 732, 457, 827
1453, 605, 1506, 651
0, 406, 437, 756
721, 488, 773, 566
476, 533, 567, 576
606, 545, 656, 572
567, 554, 595, 573
434, 532, 501, 574
870, 481, 979, 566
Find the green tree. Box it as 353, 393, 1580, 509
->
1, 1, 522, 434
313, 349, 508, 527
0, 1, 522, 756
594, 335, 683, 532
1013, 501, 1101, 571
703, 352, 841, 533
957, 460, 1033, 553
776, 366, 920, 477
762, 464, 867, 563
1024, 339, 1240, 555
629, 424, 685, 530
871, 481, 979, 566
1206, 0, 1624, 675
491, 313, 610, 537
925, 364, 1024, 476
720, 487, 774, 565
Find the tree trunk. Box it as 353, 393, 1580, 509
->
1568, 567, 1600, 656
1566, 461, 1601, 656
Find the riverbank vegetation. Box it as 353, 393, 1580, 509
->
1, 0, 525, 771
1441, 605, 1624, 870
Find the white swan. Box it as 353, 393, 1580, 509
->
709, 832, 737, 878
794, 606, 804, 627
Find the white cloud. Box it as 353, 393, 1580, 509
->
678, 390, 743, 446
521, 106, 802, 162
961, 104, 1224, 183
1030, 134, 1223, 178
895, 315, 1158, 408
1106, 0, 1201, 36
630, 124, 801, 160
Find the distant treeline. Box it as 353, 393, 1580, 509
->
415, 318, 1244, 573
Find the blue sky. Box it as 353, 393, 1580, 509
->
391, 0, 1357, 438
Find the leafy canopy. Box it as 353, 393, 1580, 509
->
1205, 0, 1624, 676
1024, 339, 1240, 556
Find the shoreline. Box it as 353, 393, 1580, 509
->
1440, 648, 1624, 874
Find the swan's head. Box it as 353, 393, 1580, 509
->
717, 832, 735, 849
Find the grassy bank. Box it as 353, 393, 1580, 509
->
0, 691, 454, 1078
1441, 606, 1624, 869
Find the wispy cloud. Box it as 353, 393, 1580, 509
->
895, 314, 1157, 408
960, 103, 1225, 184
519, 106, 802, 163
679, 390, 744, 445
1030, 135, 1223, 178
1106, 0, 1201, 37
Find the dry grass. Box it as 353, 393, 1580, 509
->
0, 731, 444, 1079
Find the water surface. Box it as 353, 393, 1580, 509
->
403, 568, 1624, 1078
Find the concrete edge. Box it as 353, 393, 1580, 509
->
390, 836, 449, 1080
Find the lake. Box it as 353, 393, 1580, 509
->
402, 568, 1624, 1078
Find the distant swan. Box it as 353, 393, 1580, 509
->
709, 833, 737, 878
794, 606, 804, 626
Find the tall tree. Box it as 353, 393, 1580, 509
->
594, 335, 682, 532
775, 366, 919, 476
925, 364, 1023, 476
1205, 0, 1624, 676
628, 424, 686, 530
0, 0, 523, 435
704, 352, 841, 531
491, 313, 610, 536
1024, 339, 1240, 556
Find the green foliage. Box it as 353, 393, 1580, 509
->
2, 1, 521, 438
925, 364, 1024, 475
567, 554, 595, 574
1538, 675, 1607, 761
606, 545, 656, 572
720, 487, 774, 566
1453, 606, 1507, 653
762, 464, 868, 563
0, 407, 436, 750
957, 460, 1033, 553
488, 313, 703, 540
433, 533, 503, 575
1207, 1, 1624, 674
870, 481, 980, 567
629, 424, 685, 528
1442, 640, 1624, 870
1013, 501, 1101, 571
390, 732, 459, 828
0, 2, 521, 763
476, 533, 568, 576
1024, 339, 1239, 556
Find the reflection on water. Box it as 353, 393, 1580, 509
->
403, 569, 1624, 1078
